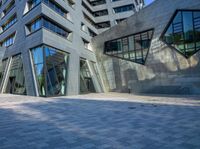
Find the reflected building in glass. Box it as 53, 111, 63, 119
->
31, 45, 69, 97
162, 10, 200, 58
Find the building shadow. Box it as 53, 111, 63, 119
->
0, 97, 200, 148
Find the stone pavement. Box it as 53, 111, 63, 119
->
0, 93, 200, 149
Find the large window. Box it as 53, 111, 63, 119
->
80, 59, 96, 94
27, 17, 71, 39
2, 33, 15, 47
96, 21, 111, 29
0, 59, 8, 87
2, 13, 17, 31
113, 4, 134, 13
91, 62, 103, 92
26, 0, 70, 20
43, 0, 69, 19
104, 29, 154, 65
27, 17, 41, 33
2, 0, 15, 17
31, 45, 69, 97
162, 10, 200, 58
5, 54, 26, 95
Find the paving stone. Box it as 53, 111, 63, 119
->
0, 93, 199, 148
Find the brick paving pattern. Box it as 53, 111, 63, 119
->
0, 93, 200, 149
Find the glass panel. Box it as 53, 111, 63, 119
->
175, 43, 185, 53
31, 45, 69, 97
195, 28, 200, 41
135, 35, 141, 50
32, 47, 43, 64
164, 24, 173, 44
117, 39, 122, 54
104, 29, 153, 64
183, 12, 194, 42
128, 36, 134, 51
194, 11, 200, 18
129, 51, 135, 61
122, 38, 128, 52
117, 53, 123, 58
173, 11, 182, 23
91, 62, 103, 91
124, 53, 129, 59
163, 10, 200, 57
0, 59, 8, 87
80, 59, 96, 93
173, 32, 184, 43
110, 40, 119, 54
5, 55, 26, 95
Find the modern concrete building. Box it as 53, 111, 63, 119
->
0, 0, 143, 97
92, 0, 200, 95
82, 0, 144, 33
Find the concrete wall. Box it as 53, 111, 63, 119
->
92, 0, 200, 95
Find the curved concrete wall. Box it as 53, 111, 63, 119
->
92, 0, 200, 95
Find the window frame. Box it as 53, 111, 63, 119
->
160, 9, 200, 58
104, 28, 154, 65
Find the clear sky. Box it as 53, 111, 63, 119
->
144, 0, 154, 5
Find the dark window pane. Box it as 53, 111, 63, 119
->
104, 29, 153, 64
5, 54, 26, 95
0, 59, 8, 86
80, 59, 96, 93
162, 10, 200, 57
173, 11, 182, 23
183, 12, 194, 42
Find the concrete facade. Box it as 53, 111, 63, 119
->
0, 0, 143, 96
82, 0, 144, 33
92, 0, 200, 95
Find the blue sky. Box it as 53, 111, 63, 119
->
144, 0, 154, 5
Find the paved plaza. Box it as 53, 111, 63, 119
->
0, 93, 200, 149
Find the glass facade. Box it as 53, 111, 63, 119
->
0, 59, 8, 87
162, 10, 200, 58
31, 45, 69, 97
104, 29, 153, 64
2, 13, 17, 31
113, 4, 134, 13
2, 33, 15, 47
80, 59, 96, 93
43, 0, 69, 19
28, 18, 41, 33
27, 17, 71, 38
91, 62, 103, 91
5, 54, 26, 95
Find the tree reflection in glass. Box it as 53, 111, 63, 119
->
31, 45, 69, 97
163, 10, 200, 58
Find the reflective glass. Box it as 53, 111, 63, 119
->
32, 47, 43, 64
31, 45, 69, 97
0, 59, 8, 87
162, 10, 200, 57
104, 29, 153, 64
80, 59, 96, 93
5, 55, 26, 95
